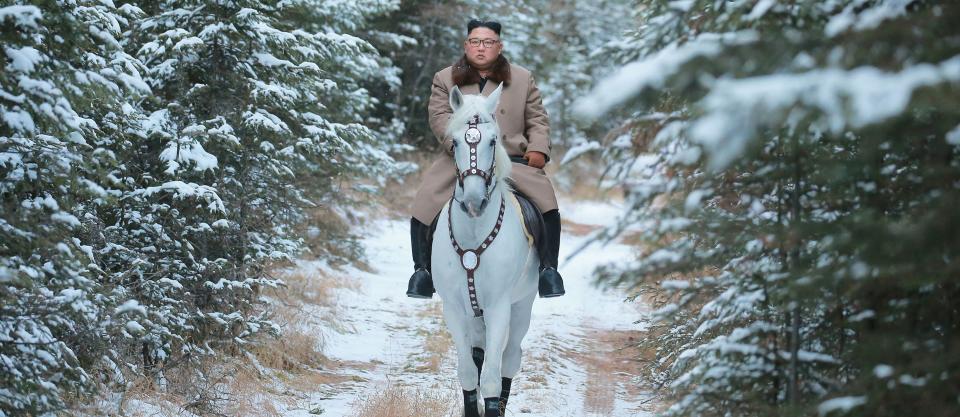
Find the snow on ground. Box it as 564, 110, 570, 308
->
271, 199, 656, 417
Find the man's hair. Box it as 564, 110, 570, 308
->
467, 19, 501, 36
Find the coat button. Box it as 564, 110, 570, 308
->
499, 109, 506, 114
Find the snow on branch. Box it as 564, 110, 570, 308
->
574, 31, 759, 120
692, 55, 960, 170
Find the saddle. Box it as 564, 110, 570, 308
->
505, 179, 546, 256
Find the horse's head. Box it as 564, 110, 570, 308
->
447, 83, 512, 218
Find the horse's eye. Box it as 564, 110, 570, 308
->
489, 137, 496, 146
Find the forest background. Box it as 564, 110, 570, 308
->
1, 1, 958, 416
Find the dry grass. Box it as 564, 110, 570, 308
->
219, 359, 286, 417
365, 151, 436, 220
106, 355, 288, 417
553, 156, 626, 203
349, 383, 460, 417
88, 267, 365, 416
413, 301, 454, 373
247, 267, 364, 383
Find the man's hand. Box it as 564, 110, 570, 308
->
443, 138, 454, 156
524, 151, 547, 169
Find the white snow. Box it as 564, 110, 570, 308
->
684, 189, 707, 213
559, 197, 625, 230
268, 198, 654, 416
560, 140, 601, 164
575, 31, 759, 120
690, 55, 960, 170
873, 364, 894, 378
946, 124, 960, 145
0, 5, 42, 29
817, 396, 867, 416
4, 46, 43, 73
825, 0, 912, 37
745, 0, 777, 21
115, 300, 147, 316
125, 321, 146, 334
159, 139, 218, 172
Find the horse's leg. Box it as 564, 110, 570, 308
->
443, 305, 482, 417
479, 301, 511, 416
472, 346, 484, 385
499, 291, 536, 413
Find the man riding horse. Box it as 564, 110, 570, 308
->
406, 19, 565, 299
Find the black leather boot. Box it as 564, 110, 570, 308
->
405, 218, 435, 298
538, 210, 565, 297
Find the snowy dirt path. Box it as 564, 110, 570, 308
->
275, 200, 656, 417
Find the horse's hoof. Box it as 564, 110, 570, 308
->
483, 397, 501, 416
406, 268, 435, 298
462, 389, 481, 417
499, 377, 512, 411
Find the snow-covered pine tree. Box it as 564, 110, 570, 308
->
365, 0, 486, 149
517, 0, 634, 152
1, 1, 149, 414
103, 0, 401, 391
578, 1, 960, 416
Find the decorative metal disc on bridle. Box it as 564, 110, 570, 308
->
455, 114, 496, 189
448, 197, 506, 317
461, 250, 478, 270
465, 127, 481, 144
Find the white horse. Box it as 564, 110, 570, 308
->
432, 83, 540, 417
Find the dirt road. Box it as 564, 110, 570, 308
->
274, 199, 657, 416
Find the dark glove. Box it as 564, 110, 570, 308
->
524, 151, 546, 169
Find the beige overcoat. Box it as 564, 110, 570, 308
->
411, 63, 559, 225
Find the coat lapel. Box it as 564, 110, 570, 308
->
461, 81, 497, 96
460, 83, 480, 95
480, 80, 495, 96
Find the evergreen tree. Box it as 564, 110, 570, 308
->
1, 1, 148, 413
109, 0, 402, 381
578, 1, 960, 416
2, 0, 403, 413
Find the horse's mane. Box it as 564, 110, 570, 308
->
447, 95, 513, 190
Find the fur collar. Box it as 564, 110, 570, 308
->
452, 54, 511, 89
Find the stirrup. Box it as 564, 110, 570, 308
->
538, 267, 565, 298
406, 268, 435, 299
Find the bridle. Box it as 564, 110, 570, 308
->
453, 114, 498, 205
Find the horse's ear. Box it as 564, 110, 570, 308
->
485, 82, 504, 115
450, 85, 464, 111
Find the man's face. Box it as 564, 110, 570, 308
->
464, 27, 502, 70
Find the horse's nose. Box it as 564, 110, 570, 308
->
465, 201, 479, 217
479, 197, 488, 211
